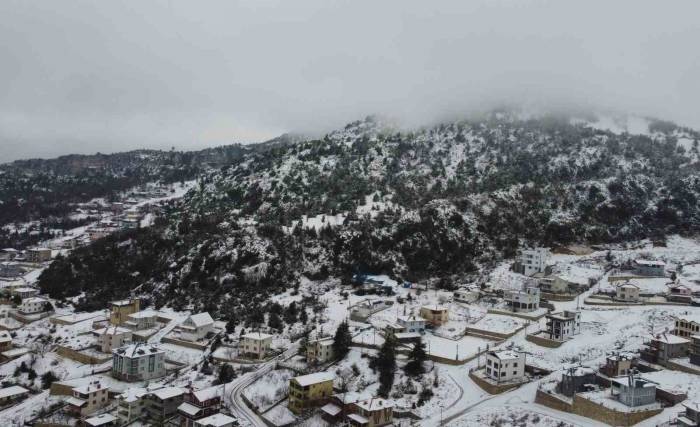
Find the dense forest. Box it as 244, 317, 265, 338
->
37, 112, 700, 323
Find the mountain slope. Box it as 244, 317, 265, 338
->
38, 112, 700, 318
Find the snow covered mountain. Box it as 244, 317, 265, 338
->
37, 111, 700, 318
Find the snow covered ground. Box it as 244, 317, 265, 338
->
244, 368, 294, 411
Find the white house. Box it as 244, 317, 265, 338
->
116, 387, 150, 425
515, 248, 550, 276
545, 310, 581, 341
95, 326, 133, 353
485, 350, 526, 383
124, 310, 160, 330
396, 315, 426, 333
180, 312, 215, 342
239, 332, 272, 360
453, 289, 479, 304
616, 282, 640, 302
11, 287, 39, 299
307, 338, 334, 364
505, 287, 540, 312
112, 344, 166, 382
194, 413, 236, 427
19, 297, 49, 314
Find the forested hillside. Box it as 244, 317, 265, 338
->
38, 112, 700, 323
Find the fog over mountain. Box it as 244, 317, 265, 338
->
1, 0, 699, 161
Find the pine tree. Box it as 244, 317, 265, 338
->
268, 312, 283, 332
217, 363, 235, 384
404, 337, 427, 376
225, 318, 236, 334
375, 335, 397, 397
332, 322, 352, 360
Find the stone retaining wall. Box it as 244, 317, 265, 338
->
540, 292, 577, 301
486, 308, 547, 321
56, 345, 110, 365
160, 336, 209, 350
536, 388, 662, 426
571, 394, 662, 426
525, 333, 564, 348
665, 359, 700, 375
468, 370, 523, 394
464, 323, 527, 341
535, 389, 573, 412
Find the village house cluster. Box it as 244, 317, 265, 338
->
3, 204, 700, 427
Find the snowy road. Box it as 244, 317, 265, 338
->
225, 343, 300, 427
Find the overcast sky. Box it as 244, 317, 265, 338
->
1, 0, 699, 162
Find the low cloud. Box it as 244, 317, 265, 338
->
1, 0, 699, 161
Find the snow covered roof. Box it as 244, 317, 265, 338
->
0, 385, 28, 399
65, 396, 86, 407
22, 297, 47, 304
652, 334, 689, 345
420, 305, 448, 312
73, 381, 106, 395
293, 371, 335, 386
675, 314, 700, 324
0, 331, 11, 342
347, 413, 369, 424
84, 414, 117, 427
563, 366, 595, 377
128, 309, 159, 319
397, 315, 425, 323
242, 332, 272, 340
332, 391, 373, 404
618, 282, 639, 289
151, 387, 184, 400
2, 348, 30, 357
113, 343, 164, 358
187, 312, 214, 327
93, 326, 131, 336
683, 401, 700, 411
12, 287, 37, 292
119, 387, 149, 403
195, 413, 236, 426
178, 402, 202, 416
111, 299, 136, 306
192, 387, 220, 402
611, 376, 656, 388
489, 350, 521, 360
634, 259, 665, 267
355, 397, 394, 412
321, 403, 342, 416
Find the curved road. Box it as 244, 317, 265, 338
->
226, 343, 300, 427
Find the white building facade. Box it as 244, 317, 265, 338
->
485, 350, 526, 383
